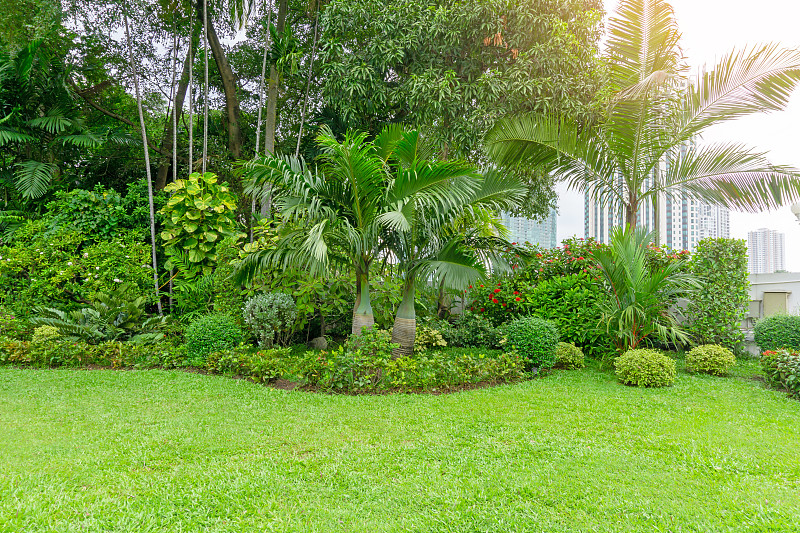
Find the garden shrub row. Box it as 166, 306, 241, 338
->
761, 349, 800, 399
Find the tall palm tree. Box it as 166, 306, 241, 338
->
485, 0, 800, 232
237, 126, 481, 336
380, 131, 526, 354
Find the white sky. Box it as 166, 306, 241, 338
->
557, 0, 800, 269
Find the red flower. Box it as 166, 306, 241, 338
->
468, 285, 473, 289
480, 308, 485, 312
491, 298, 499, 303
578, 256, 584, 260
480, 284, 484, 287
513, 291, 519, 295
494, 288, 501, 293
502, 303, 507, 307
515, 297, 521, 301
497, 283, 502, 287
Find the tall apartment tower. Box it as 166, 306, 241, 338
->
583, 140, 730, 250
747, 228, 785, 274
500, 208, 557, 248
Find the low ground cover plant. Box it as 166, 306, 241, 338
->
614, 348, 676, 388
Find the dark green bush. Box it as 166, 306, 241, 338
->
614, 348, 676, 387
686, 344, 736, 376
439, 311, 501, 349
754, 314, 800, 352
505, 316, 559, 371
555, 342, 584, 370
185, 314, 244, 362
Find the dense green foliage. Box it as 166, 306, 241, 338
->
686, 238, 749, 353
555, 341, 585, 370
754, 314, 800, 352
160, 173, 240, 278
614, 348, 676, 388
504, 316, 559, 371
439, 311, 501, 349
761, 349, 800, 399
686, 344, 736, 376
184, 313, 244, 362
242, 292, 298, 348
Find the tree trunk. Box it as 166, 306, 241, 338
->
124, 14, 162, 315
296, 6, 319, 157
352, 265, 374, 336
261, 0, 288, 216
156, 30, 198, 189
391, 276, 416, 357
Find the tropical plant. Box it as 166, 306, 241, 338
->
242, 292, 297, 347
588, 227, 697, 354
29, 284, 167, 344
160, 172, 241, 278
486, 0, 800, 230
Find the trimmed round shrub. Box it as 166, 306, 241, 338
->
614, 348, 676, 387
505, 316, 559, 370
243, 292, 298, 348
754, 314, 800, 352
32, 325, 60, 345
555, 342, 584, 370
686, 344, 736, 376
185, 313, 244, 361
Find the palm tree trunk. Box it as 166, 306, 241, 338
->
352, 264, 374, 336
391, 276, 416, 357
124, 13, 162, 315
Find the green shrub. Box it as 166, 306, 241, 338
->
0, 307, 29, 339
555, 342, 584, 370
686, 344, 736, 376
31, 326, 60, 345
760, 349, 800, 399
614, 348, 676, 387
685, 238, 749, 354
206, 346, 292, 383
185, 314, 244, 362
440, 312, 501, 349
383, 349, 524, 390
754, 314, 800, 352
243, 292, 298, 347
505, 316, 559, 371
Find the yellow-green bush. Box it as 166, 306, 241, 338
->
614, 348, 675, 387
686, 344, 736, 376
555, 342, 584, 369
31, 326, 60, 345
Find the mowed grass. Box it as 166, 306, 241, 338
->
1, 360, 799, 532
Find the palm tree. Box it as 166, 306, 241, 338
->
589, 227, 697, 354
485, 0, 800, 232
380, 131, 525, 354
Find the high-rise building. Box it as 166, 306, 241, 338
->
583, 139, 730, 250
747, 228, 785, 274
500, 208, 557, 248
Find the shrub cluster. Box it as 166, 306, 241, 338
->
206, 346, 293, 383
185, 314, 244, 361
505, 316, 559, 371
243, 292, 298, 347
761, 349, 800, 399
555, 342, 585, 370
439, 312, 501, 349
754, 315, 800, 352
614, 349, 676, 388
686, 344, 736, 376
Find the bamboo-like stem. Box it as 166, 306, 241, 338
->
124, 13, 162, 315
202, 0, 208, 174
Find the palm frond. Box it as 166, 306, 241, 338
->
0, 126, 35, 146
14, 160, 57, 199
27, 108, 72, 134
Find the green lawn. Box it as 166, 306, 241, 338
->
1, 360, 799, 532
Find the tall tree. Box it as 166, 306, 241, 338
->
486, 0, 800, 230
124, 12, 162, 314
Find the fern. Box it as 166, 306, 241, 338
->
14, 160, 57, 199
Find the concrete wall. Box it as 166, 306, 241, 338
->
744, 272, 800, 355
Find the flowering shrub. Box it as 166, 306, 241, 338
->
0, 307, 29, 340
